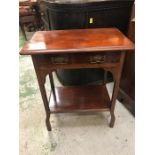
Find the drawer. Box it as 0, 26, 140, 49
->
70, 53, 121, 64
35, 52, 121, 66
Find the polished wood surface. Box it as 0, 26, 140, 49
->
49, 86, 110, 113
20, 28, 134, 55
20, 28, 134, 131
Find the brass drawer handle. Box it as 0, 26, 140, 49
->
41, 12, 44, 16
51, 56, 69, 64
90, 55, 105, 64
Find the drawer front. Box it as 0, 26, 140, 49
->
70, 53, 121, 64
35, 52, 121, 66
51, 55, 69, 64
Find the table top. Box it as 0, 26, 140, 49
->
41, 0, 134, 4
20, 28, 134, 55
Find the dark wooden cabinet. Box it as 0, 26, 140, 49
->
87, 10, 105, 28
86, 3, 132, 34
38, 0, 134, 85
40, 0, 134, 34
39, 2, 50, 30
118, 18, 135, 115
48, 11, 87, 30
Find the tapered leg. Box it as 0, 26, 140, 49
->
46, 113, 51, 131
32, 56, 52, 131
49, 72, 56, 102
20, 22, 27, 41
108, 52, 125, 128
109, 80, 119, 128
103, 70, 107, 85
110, 111, 115, 128
39, 80, 52, 131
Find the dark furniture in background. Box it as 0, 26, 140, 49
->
118, 18, 135, 115
19, 0, 42, 40
20, 28, 134, 131
38, 0, 134, 85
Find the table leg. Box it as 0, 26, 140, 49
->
19, 22, 27, 41
103, 70, 107, 85
49, 72, 56, 102
109, 79, 118, 128
32, 56, 51, 131
109, 52, 125, 128
39, 82, 52, 131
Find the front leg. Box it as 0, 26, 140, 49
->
32, 56, 52, 131
106, 52, 125, 128
105, 67, 118, 128
39, 81, 52, 131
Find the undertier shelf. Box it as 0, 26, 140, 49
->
49, 85, 111, 113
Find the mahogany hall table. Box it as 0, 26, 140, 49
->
20, 28, 134, 131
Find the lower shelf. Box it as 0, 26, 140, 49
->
49, 85, 111, 113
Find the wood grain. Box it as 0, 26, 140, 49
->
49, 85, 110, 113
20, 28, 134, 55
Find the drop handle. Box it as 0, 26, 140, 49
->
89, 55, 105, 64
41, 12, 44, 16
51, 56, 69, 64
